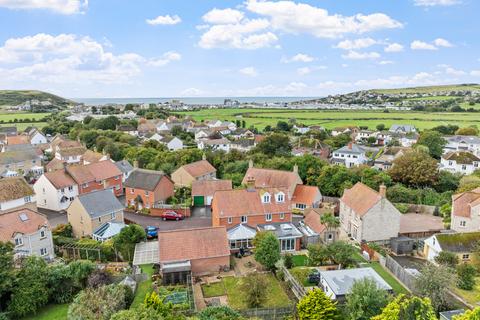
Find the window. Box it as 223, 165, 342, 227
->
262, 193, 271, 203
145, 191, 149, 196
327, 233, 333, 240
281, 238, 295, 251
61, 188, 65, 193
241, 216, 248, 223
462, 165, 467, 170
82, 183, 88, 188
68, 186, 73, 191
462, 254, 470, 260
98, 217, 101, 222
40, 230, 46, 238
460, 220, 467, 227
24, 196, 31, 203
227, 217, 233, 224
130, 188, 135, 194
276, 193, 285, 202
15, 237, 23, 246
40, 248, 48, 256
296, 203, 307, 210
280, 213, 285, 220
265, 213, 272, 222
69, 197, 74, 201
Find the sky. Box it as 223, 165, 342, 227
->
0, 0, 479, 98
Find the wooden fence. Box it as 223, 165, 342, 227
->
380, 255, 417, 291
281, 266, 307, 300
240, 306, 296, 320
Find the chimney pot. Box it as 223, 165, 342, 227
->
348, 142, 353, 150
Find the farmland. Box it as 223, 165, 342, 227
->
0, 112, 50, 131
177, 108, 480, 130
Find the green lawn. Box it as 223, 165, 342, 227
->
362, 261, 408, 295
219, 275, 292, 310
130, 264, 154, 308
202, 281, 226, 298
289, 267, 317, 287
0, 112, 50, 121
291, 254, 309, 267
22, 304, 69, 320
453, 277, 480, 306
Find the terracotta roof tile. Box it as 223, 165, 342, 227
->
66, 161, 121, 184
181, 160, 216, 178
0, 208, 49, 242
452, 189, 480, 218
304, 208, 327, 233
45, 170, 76, 189
0, 177, 34, 202
192, 179, 232, 196
158, 227, 230, 262
292, 185, 321, 205
340, 182, 381, 217
242, 167, 302, 190
7, 135, 30, 145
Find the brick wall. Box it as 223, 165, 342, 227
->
150, 207, 191, 218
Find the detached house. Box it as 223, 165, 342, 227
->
35, 170, 78, 212
0, 148, 44, 178
424, 232, 480, 264
373, 147, 409, 171
171, 158, 217, 187
389, 124, 416, 134
67, 161, 123, 196
125, 168, 174, 209
0, 177, 36, 214
0, 208, 54, 260
440, 152, 480, 175
331, 143, 367, 168
26, 127, 47, 145
444, 135, 480, 157
451, 188, 480, 232
339, 183, 401, 243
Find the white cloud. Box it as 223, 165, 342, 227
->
245, 0, 402, 39
148, 51, 181, 67
437, 64, 465, 76
414, 0, 460, 6
410, 40, 438, 50
335, 38, 377, 50
297, 67, 311, 75
281, 53, 315, 63
202, 8, 244, 24
318, 81, 353, 90
379, 60, 394, 65
181, 88, 206, 96
239, 66, 258, 77
341, 51, 381, 60
0, 33, 179, 85
146, 14, 181, 26
0, 0, 87, 14
384, 43, 404, 52
471, 70, 480, 77
433, 38, 453, 47
199, 18, 278, 49
354, 72, 441, 89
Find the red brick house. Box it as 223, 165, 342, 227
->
124, 168, 174, 210
66, 161, 123, 196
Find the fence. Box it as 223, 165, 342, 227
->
380, 255, 417, 292
240, 306, 296, 320
281, 266, 307, 300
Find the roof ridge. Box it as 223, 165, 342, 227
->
158, 226, 226, 234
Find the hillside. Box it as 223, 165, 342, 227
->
370, 83, 480, 94
0, 90, 75, 107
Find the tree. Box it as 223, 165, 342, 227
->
371, 294, 436, 320
284, 253, 294, 269
0, 242, 14, 310
254, 232, 281, 271
297, 288, 339, 320
320, 213, 340, 232
367, 136, 377, 144
452, 307, 480, 320
389, 150, 439, 187
434, 251, 459, 268
345, 278, 390, 320
416, 130, 447, 159
241, 273, 267, 308
414, 263, 456, 313
113, 224, 146, 262
8, 256, 49, 318
457, 264, 476, 290
254, 133, 292, 157
376, 124, 386, 131
276, 121, 291, 132
327, 241, 357, 269
307, 244, 330, 266
198, 306, 243, 320
455, 127, 479, 136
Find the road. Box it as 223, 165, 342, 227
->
124, 211, 211, 231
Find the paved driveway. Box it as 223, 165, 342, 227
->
124, 211, 211, 231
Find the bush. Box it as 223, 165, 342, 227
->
87, 269, 112, 288
457, 264, 477, 290
241, 273, 268, 308
435, 251, 459, 268
393, 203, 409, 214
284, 253, 294, 269
198, 306, 243, 320
297, 288, 339, 320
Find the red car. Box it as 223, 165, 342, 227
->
160, 211, 184, 221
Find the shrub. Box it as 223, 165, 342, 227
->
284, 253, 294, 269
434, 251, 459, 268
87, 269, 112, 288
241, 273, 268, 308
297, 288, 339, 320
457, 264, 477, 291
198, 306, 243, 320
394, 203, 409, 214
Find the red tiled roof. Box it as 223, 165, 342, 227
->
304, 208, 327, 233
340, 182, 381, 217
0, 208, 49, 242
46, 158, 65, 171
292, 185, 320, 205
181, 160, 216, 178
158, 227, 230, 262
66, 165, 95, 184
191, 179, 232, 196
7, 135, 30, 145
452, 188, 480, 218
65, 160, 120, 184
212, 187, 291, 218
45, 170, 76, 189
242, 167, 302, 190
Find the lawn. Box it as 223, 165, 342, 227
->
291, 254, 309, 267
453, 277, 480, 306
204, 275, 292, 310
22, 303, 69, 320
289, 267, 317, 287
130, 264, 154, 308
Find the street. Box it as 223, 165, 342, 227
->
123, 211, 211, 231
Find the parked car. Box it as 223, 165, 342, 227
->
160, 211, 184, 221
146, 226, 158, 239
308, 270, 320, 284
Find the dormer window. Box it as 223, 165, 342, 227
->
15, 237, 23, 247
276, 192, 285, 203
262, 193, 271, 203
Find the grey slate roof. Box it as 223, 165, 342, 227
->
257, 222, 303, 239
389, 124, 416, 133
334, 144, 365, 155
446, 135, 480, 145
124, 168, 166, 191
0, 127, 17, 136
319, 267, 392, 297
77, 189, 124, 219
0, 149, 41, 165
115, 160, 134, 174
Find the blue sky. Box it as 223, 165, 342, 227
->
0, 0, 478, 98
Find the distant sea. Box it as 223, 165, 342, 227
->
74, 96, 318, 106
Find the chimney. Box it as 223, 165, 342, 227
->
133, 160, 139, 169
293, 164, 298, 173
379, 184, 387, 198
248, 159, 254, 168
347, 142, 353, 150
246, 176, 256, 192
62, 161, 68, 172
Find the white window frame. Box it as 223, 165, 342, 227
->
227, 217, 233, 224
40, 230, 46, 238
40, 248, 48, 256
15, 237, 23, 247
280, 212, 285, 220
265, 213, 272, 222
241, 216, 248, 223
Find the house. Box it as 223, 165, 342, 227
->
339, 183, 401, 243
355, 130, 376, 143
301, 206, 339, 243
197, 138, 231, 152
444, 135, 480, 157
399, 213, 445, 238
116, 125, 138, 136
115, 160, 134, 183
192, 179, 232, 206
292, 143, 331, 160
291, 185, 322, 212
6, 135, 30, 145
67, 189, 125, 238
319, 267, 392, 301
373, 147, 409, 171
66, 161, 123, 196
0, 126, 17, 137
389, 124, 416, 134
160, 136, 184, 151
331, 126, 359, 138
293, 125, 310, 134
146, 133, 164, 143
230, 128, 254, 140
171, 158, 216, 187
34, 170, 79, 212
137, 120, 157, 136
230, 139, 256, 152
26, 128, 47, 145
81, 150, 109, 165
194, 129, 213, 141
450, 188, 480, 232
0, 208, 54, 260
242, 161, 303, 198
124, 168, 174, 209
423, 232, 480, 264
257, 222, 303, 252
0, 177, 36, 213
158, 226, 230, 281
331, 143, 368, 168
440, 152, 480, 175
0, 148, 44, 178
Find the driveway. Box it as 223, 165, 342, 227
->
38, 208, 68, 228
124, 211, 211, 231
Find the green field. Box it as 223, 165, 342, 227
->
0, 112, 50, 132
406, 96, 457, 101
178, 108, 480, 131
371, 84, 480, 94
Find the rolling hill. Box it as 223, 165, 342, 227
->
370, 83, 480, 94
0, 90, 75, 107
